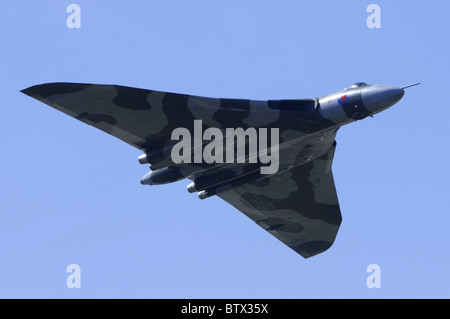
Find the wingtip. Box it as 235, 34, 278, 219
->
21, 84, 48, 98
21, 85, 36, 95
20, 82, 92, 100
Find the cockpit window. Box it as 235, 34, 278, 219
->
344, 82, 368, 90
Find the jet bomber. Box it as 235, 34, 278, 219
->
21, 81, 418, 258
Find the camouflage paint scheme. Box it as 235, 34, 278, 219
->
21, 82, 406, 258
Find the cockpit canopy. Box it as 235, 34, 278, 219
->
344, 82, 368, 90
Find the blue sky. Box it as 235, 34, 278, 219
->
1, 1, 449, 298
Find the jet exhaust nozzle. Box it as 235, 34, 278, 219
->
140, 167, 185, 185
196, 169, 268, 199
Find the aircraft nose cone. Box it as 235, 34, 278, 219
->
386, 87, 405, 105
361, 85, 405, 114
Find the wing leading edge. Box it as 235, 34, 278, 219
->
217, 142, 342, 258
21, 82, 226, 151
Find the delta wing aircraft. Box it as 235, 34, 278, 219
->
22, 82, 418, 258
